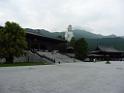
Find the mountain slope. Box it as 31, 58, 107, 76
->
86, 37, 124, 50
25, 28, 124, 50
72, 29, 104, 39
26, 28, 56, 38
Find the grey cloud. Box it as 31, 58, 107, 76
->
0, 0, 124, 36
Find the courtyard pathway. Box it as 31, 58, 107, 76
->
0, 61, 124, 93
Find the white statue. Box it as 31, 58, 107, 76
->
65, 25, 74, 42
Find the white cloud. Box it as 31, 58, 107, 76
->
0, 0, 124, 36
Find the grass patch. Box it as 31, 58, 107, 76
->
0, 61, 49, 67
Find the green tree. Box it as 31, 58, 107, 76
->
0, 21, 27, 63
0, 27, 4, 58
69, 37, 76, 47
74, 38, 88, 60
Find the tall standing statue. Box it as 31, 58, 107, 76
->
65, 25, 74, 42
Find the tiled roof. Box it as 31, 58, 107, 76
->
26, 31, 66, 42
96, 46, 124, 53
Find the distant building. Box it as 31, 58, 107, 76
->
87, 46, 124, 61
26, 31, 66, 51
65, 25, 74, 42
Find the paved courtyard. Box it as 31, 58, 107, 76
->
0, 61, 124, 93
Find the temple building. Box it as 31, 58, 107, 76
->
26, 31, 66, 51
87, 46, 124, 61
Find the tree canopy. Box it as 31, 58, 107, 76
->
0, 21, 27, 63
69, 37, 76, 47
74, 38, 88, 60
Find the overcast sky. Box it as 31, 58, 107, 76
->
0, 0, 124, 36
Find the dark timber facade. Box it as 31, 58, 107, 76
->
88, 46, 124, 61
26, 32, 66, 51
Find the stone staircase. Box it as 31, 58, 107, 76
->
37, 51, 80, 63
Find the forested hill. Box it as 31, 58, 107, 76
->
26, 28, 124, 50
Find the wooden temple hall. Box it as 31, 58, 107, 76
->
88, 46, 124, 61
26, 32, 66, 51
